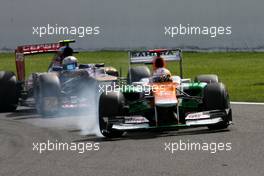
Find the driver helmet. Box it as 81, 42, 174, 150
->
153, 67, 172, 82
153, 67, 171, 77
62, 56, 78, 70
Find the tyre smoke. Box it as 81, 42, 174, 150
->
23, 77, 104, 137
75, 79, 102, 137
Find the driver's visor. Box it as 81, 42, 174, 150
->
66, 63, 76, 70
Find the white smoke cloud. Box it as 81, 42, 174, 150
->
22, 78, 104, 137
76, 80, 102, 137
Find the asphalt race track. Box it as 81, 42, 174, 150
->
0, 104, 263, 176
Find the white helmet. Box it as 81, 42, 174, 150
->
153, 68, 171, 77
62, 56, 78, 70
153, 68, 172, 82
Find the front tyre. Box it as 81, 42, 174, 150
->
36, 74, 60, 117
203, 83, 232, 130
0, 71, 18, 112
99, 92, 125, 138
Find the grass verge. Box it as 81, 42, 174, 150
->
0, 51, 263, 102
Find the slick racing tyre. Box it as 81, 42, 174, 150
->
203, 82, 232, 130
127, 66, 151, 84
195, 74, 219, 84
0, 71, 18, 112
36, 74, 60, 117
99, 92, 125, 138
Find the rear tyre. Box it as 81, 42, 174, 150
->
127, 66, 151, 84
195, 74, 219, 84
99, 92, 125, 138
0, 71, 18, 112
36, 74, 60, 117
203, 83, 231, 130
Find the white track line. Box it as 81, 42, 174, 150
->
231, 102, 264, 105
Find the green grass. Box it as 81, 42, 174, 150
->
0, 51, 263, 102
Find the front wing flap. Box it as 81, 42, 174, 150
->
108, 109, 230, 131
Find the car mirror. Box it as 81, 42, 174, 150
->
52, 66, 63, 72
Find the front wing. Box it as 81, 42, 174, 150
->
106, 109, 231, 131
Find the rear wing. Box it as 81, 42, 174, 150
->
15, 40, 75, 81
129, 49, 183, 78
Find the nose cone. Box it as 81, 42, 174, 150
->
152, 82, 178, 107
